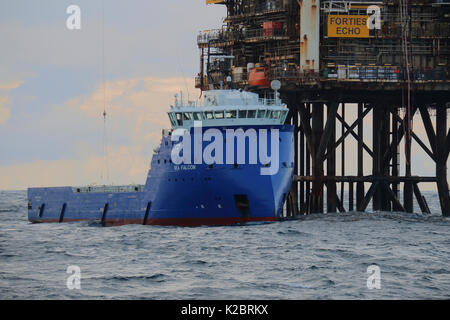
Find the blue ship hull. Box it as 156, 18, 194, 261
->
28, 125, 294, 226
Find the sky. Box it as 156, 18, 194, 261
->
0, 0, 225, 189
0, 0, 446, 191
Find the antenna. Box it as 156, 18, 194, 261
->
271, 79, 281, 91
271, 80, 281, 104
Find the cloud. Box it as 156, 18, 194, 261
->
0, 80, 25, 125
66, 76, 198, 144
0, 145, 149, 190
0, 76, 198, 190
0, 80, 23, 90
0, 95, 11, 125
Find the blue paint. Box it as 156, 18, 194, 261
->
28, 124, 294, 226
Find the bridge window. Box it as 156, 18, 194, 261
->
193, 112, 203, 121
183, 112, 193, 121
270, 111, 281, 119
238, 110, 247, 118
176, 113, 183, 126
205, 111, 214, 119
168, 113, 176, 126
215, 111, 224, 119
247, 110, 256, 118
226, 110, 237, 119
257, 110, 266, 118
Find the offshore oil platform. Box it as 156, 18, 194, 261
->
196, 0, 450, 216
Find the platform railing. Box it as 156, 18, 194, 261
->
72, 185, 145, 194
198, 27, 288, 45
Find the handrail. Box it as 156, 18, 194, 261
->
198, 27, 288, 44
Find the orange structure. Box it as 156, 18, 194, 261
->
248, 67, 270, 88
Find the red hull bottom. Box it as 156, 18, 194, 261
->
29, 217, 279, 227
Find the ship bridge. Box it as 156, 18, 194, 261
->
167, 89, 289, 129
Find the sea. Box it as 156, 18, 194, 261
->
0, 190, 449, 300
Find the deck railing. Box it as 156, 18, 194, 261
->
72, 185, 145, 194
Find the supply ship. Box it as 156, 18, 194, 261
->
28, 88, 295, 226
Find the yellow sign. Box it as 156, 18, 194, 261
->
206, 0, 223, 4
328, 15, 369, 38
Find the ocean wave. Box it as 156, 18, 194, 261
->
1, 190, 450, 299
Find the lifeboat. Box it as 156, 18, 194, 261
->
248, 67, 270, 88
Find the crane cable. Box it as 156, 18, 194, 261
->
101, 0, 110, 184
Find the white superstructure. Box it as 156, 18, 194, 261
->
167, 89, 289, 130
